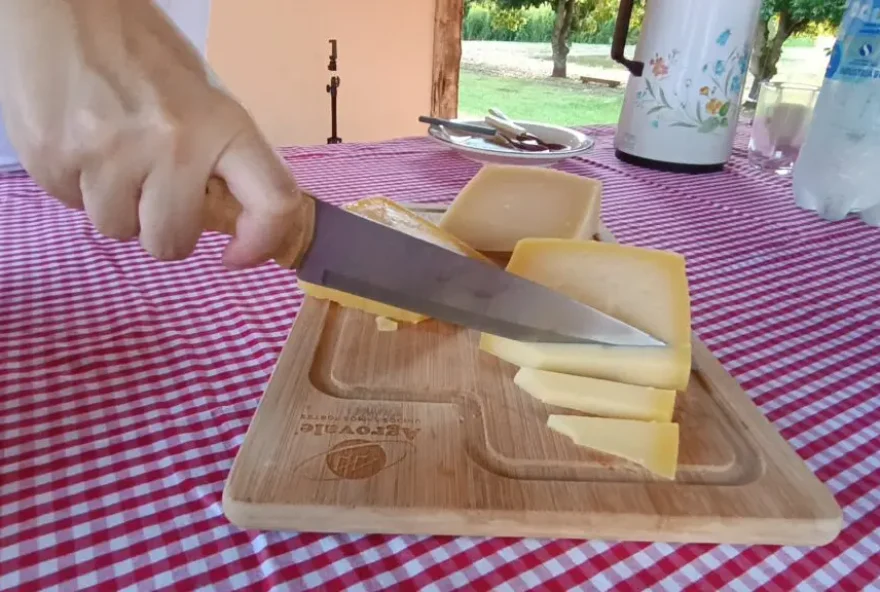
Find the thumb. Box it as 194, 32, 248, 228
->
212, 126, 309, 269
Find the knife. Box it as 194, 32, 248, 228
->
202, 177, 664, 347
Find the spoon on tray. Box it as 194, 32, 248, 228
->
485, 108, 568, 151
419, 115, 551, 152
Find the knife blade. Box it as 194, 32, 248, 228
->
203, 178, 664, 347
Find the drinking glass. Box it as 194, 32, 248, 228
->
748, 81, 819, 175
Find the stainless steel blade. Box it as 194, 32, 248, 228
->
296, 199, 665, 347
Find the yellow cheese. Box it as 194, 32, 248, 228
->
298, 282, 427, 323
298, 197, 493, 323
479, 238, 692, 390
438, 164, 602, 252
547, 414, 679, 479
344, 197, 492, 259
375, 316, 399, 331
515, 367, 676, 422
487, 340, 691, 391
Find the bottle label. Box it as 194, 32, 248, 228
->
826, 0, 880, 81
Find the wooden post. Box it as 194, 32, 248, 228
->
431, 0, 464, 119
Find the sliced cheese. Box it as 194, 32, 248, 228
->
487, 340, 691, 391
298, 196, 493, 323
438, 164, 602, 252
375, 316, 399, 331
344, 197, 492, 259
479, 238, 692, 390
299, 282, 426, 323
547, 414, 679, 479
515, 367, 676, 422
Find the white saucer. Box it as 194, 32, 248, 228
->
427, 119, 594, 167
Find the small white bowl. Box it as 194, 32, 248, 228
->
427, 119, 595, 167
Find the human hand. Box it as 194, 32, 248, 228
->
0, 0, 309, 268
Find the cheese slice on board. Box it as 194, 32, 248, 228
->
479, 238, 692, 390
547, 414, 679, 479
438, 164, 602, 253
375, 316, 399, 331
298, 197, 493, 323
515, 367, 676, 422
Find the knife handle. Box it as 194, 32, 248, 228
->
202, 175, 316, 269
418, 116, 497, 137
484, 114, 527, 138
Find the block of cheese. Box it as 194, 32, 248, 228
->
298, 197, 493, 323
547, 414, 679, 479
479, 238, 692, 390
514, 367, 676, 422
344, 197, 493, 259
375, 316, 399, 331
438, 164, 602, 252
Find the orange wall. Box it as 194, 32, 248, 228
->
206, 0, 436, 147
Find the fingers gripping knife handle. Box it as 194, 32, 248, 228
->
202, 176, 317, 269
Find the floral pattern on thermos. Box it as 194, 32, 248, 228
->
634, 28, 752, 133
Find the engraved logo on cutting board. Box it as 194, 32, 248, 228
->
290, 413, 420, 481
324, 439, 390, 479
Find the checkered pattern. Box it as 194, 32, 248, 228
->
2, 125, 879, 591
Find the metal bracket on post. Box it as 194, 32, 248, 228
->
326, 39, 342, 144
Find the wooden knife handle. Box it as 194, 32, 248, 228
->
203, 175, 317, 269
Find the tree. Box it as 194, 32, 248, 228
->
495, 0, 633, 78
747, 0, 846, 102
550, 0, 577, 77
497, 0, 575, 77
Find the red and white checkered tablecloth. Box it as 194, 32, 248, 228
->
2, 124, 879, 591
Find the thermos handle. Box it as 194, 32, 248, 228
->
611, 0, 644, 77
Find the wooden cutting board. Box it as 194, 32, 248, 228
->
222, 205, 842, 546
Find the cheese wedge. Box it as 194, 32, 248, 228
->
344, 197, 492, 259
547, 414, 679, 479
375, 316, 399, 331
515, 367, 676, 422
298, 197, 493, 323
438, 164, 602, 252
479, 238, 692, 390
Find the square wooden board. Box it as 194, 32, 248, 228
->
222, 205, 842, 546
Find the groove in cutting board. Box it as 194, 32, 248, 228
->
314, 303, 751, 484
222, 205, 842, 546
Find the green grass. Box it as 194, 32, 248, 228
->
458, 68, 624, 126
